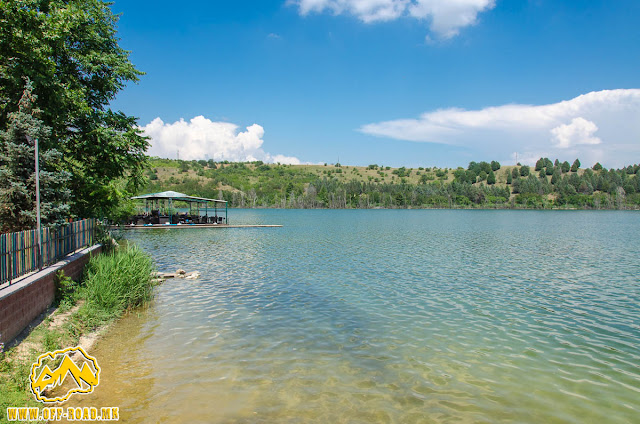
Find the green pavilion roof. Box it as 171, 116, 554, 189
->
131, 191, 227, 204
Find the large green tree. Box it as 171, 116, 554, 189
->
0, 79, 71, 232
0, 0, 149, 219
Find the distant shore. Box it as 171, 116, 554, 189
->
141, 158, 640, 211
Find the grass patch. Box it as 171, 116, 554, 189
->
75, 245, 155, 329
0, 244, 155, 423
0, 324, 74, 422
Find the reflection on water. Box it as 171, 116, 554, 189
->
71, 210, 640, 423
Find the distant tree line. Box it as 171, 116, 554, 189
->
144, 158, 640, 210
508, 158, 640, 209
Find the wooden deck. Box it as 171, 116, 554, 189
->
110, 224, 282, 230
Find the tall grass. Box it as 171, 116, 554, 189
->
76, 245, 155, 327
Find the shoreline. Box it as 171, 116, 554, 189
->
215, 205, 640, 211
0, 243, 155, 420
110, 223, 283, 230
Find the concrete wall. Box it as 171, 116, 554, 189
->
0, 244, 102, 347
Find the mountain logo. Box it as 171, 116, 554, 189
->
29, 346, 101, 403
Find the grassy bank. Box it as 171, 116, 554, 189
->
0, 244, 155, 423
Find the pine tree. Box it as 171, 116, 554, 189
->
551, 168, 561, 185
535, 158, 544, 171
544, 158, 554, 169
512, 167, 520, 179
487, 170, 496, 185
0, 80, 70, 232
1, 0, 148, 219
506, 170, 512, 184
571, 158, 581, 172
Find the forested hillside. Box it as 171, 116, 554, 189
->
142, 158, 640, 209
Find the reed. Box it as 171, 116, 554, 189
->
76, 245, 155, 327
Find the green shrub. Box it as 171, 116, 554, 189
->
515, 193, 544, 207
455, 195, 471, 205
54, 270, 78, 305
78, 246, 155, 327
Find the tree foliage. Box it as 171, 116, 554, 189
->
487, 170, 496, 185
0, 80, 70, 232
551, 168, 561, 185
512, 167, 520, 179
0, 0, 149, 221
143, 159, 640, 210
571, 158, 581, 172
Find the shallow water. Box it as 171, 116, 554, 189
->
72, 210, 640, 423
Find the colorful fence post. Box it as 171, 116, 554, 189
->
0, 218, 96, 287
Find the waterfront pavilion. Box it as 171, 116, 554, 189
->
129, 191, 228, 225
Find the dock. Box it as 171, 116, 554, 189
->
110, 224, 282, 230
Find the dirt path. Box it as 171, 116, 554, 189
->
8, 301, 105, 362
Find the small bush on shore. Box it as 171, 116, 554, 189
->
76, 246, 155, 328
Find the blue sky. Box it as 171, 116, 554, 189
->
110, 0, 640, 168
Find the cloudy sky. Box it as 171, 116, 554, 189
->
111, 0, 639, 168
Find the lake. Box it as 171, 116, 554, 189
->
74, 210, 640, 423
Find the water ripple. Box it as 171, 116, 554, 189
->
83, 210, 640, 423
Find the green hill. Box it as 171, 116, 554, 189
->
142, 157, 640, 210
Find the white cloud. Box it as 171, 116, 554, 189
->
550, 117, 601, 149
289, 0, 495, 38
360, 89, 640, 167
141, 116, 303, 164
409, 0, 495, 39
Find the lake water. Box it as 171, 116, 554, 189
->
75, 210, 640, 423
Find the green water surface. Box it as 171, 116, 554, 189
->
74, 210, 640, 423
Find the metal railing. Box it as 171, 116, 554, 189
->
0, 219, 96, 287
